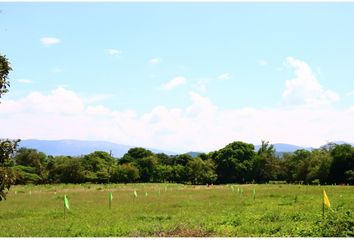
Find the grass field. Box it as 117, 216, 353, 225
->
0, 183, 353, 237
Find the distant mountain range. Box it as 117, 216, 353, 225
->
18, 139, 176, 158
18, 139, 353, 158
254, 143, 312, 152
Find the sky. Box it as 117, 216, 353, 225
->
0, 2, 354, 153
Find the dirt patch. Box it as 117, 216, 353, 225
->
154, 226, 213, 237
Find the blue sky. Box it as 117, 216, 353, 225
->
1, 3, 354, 153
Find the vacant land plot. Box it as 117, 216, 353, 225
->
0, 183, 353, 237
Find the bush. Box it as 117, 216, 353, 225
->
299, 208, 354, 237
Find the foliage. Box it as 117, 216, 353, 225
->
13, 165, 41, 184
210, 141, 255, 183
0, 139, 20, 200
300, 209, 354, 237
0, 54, 12, 98
329, 144, 354, 184
6, 140, 354, 185
186, 158, 217, 184
0, 54, 20, 200
254, 140, 280, 182
111, 163, 139, 183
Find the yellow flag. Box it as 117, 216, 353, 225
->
322, 189, 330, 208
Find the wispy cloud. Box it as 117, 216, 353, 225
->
40, 37, 61, 46
192, 79, 209, 93
160, 76, 186, 90
218, 73, 232, 81
17, 79, 33, 84
148, 58, 161, 65
106, 48, 121, 56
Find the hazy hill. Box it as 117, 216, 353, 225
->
19, 139, 176, 158
18, 139, 353, 158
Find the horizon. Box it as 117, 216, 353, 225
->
19, 138, 353, 155
1, 3, 354, 153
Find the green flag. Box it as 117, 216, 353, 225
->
64, 195, 70, 210
134, 190, 138, 198
108, 192, 113, 209
109, 192, 113, 202
145, 191, 148, 197
253, 188, 256, 200
231, 185, 235, 192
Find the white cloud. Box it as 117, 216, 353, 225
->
160, 76, 186, 90
283, 57, 340, 107
148, 58, 161, 65
259, 59, 268, 66
0, 57, 352, 153
84, 93, 114, 104
218, 73, 232, 81
1, 86, 353, 153
17, 79, 33, 84
192, 79, 209, 93
40, 37, 61, 46
106, 48, 121, 56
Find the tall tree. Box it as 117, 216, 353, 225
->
254, 140, 280, 182
211, 141, 256, 183
186, 158, 217, 184
329, 144, 354, 184
82, 151, 117, 183
0, 54, 20, 201
14, 148, 48, 183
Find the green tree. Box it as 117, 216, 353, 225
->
186, 158, 217, 184
153, 164, 173, 182
48, 156, 85, 183
0, 54, 20, 200
170, 164, 186, 183
172, 154, 193, 166
306, 148, 332, 184
329, 144, 354, 184
111, 163, 139, 183
120, 148, 157, 182
14, 148, 48, 183
134, 155, 158, 182
254, 140, 280, 182
345, 170, 354, 185
156, 153, 173, 165
82, 151, 117, 183
211, 141, 256, 183
13, 165, 41, 184
120, 147, 154, 164
0, 54, 11, 98
0, 140, 20, 200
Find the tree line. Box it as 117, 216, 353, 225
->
10, 140, 354, 185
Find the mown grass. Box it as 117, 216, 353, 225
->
0, 183, 353, 237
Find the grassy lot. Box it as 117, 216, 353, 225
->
0, 183, 353, 237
